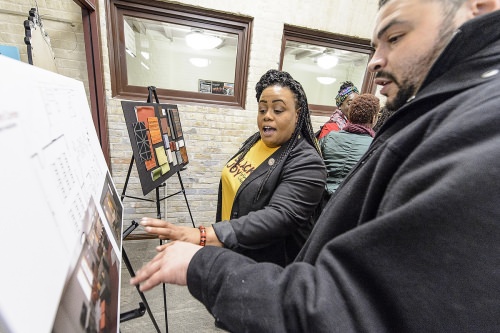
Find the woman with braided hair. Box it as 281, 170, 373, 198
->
317, 81, 360, 139
140, 69, 326, 266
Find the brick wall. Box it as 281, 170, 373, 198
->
0, 1, 90, 101
0, 0, 379, 229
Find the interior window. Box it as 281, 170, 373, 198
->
108, 0, 252, 108
280, 25, 375, 116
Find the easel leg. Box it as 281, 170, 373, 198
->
121, 156, 135, 201
176, 171, 196, 227
155, 186, 169, 333
122, 247, 162, 332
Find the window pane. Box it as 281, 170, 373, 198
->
124, 16, 238, 94
108, 0, 252, 108
282, 40, 370, 106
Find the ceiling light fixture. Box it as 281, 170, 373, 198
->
189, 57, 210, 67
317, 53, 338, 69
185, 31, 223, 50
316, 76, 337, 85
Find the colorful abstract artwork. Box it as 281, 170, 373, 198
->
122, 101, 189, 195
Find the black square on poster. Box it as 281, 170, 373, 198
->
121, 101, 189, 196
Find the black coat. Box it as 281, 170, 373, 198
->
213, 136, 326, 266
188, 11, 500, 332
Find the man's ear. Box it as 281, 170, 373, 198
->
471, 0, 500, 16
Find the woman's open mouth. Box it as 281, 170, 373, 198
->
262, 126, 276, 136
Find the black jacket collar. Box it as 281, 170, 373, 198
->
421, 9, 500, 90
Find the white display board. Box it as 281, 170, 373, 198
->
0, 55, 123, 333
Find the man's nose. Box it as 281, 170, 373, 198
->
368, 49, 386, 72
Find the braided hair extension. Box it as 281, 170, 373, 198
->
235, 69, 321, 201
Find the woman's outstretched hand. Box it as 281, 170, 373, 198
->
140, 217, 224, 247
140, 217, 199, 243
130, 241, 202, 291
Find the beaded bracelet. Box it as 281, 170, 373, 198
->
198, 225, 206, 246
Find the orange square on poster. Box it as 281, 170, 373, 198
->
136, 106, 156, 128
148, 117, 162, 144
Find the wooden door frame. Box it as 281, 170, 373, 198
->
73, 0, 110, 168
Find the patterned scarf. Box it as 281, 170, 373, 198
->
328, 109, 348, 129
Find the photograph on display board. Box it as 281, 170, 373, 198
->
210, 81, 225, 94
198, 79, 234, 96
198, 79, 212, 93
52, 199, 121, 333
121, 101, 189, 196
224, 82, 234, 96
100, 172, 123, 249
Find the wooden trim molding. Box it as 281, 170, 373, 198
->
73, 0, 111, 168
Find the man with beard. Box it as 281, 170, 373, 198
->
131, 0, 500, 331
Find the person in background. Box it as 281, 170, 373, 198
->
372, 105, 392, 132
140, 69, 326, 267
131, 0, 500, 331
317, 81, 359, 139
320, 93, 379, 195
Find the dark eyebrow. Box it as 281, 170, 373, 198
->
376, 19, 405, 41
259, 99, 287, 104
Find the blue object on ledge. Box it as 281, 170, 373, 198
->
0, 45, 21, 60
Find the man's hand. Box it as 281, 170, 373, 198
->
130, 241, 202, 291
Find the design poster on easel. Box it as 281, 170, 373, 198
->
122, 101, 189, 195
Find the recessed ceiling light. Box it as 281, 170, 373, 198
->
317, 54, 338, 69
185, 31, 223, 50
189, 57, 210, 67
316, 76, 337, 85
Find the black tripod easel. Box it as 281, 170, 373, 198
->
119, 86, 195, 332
